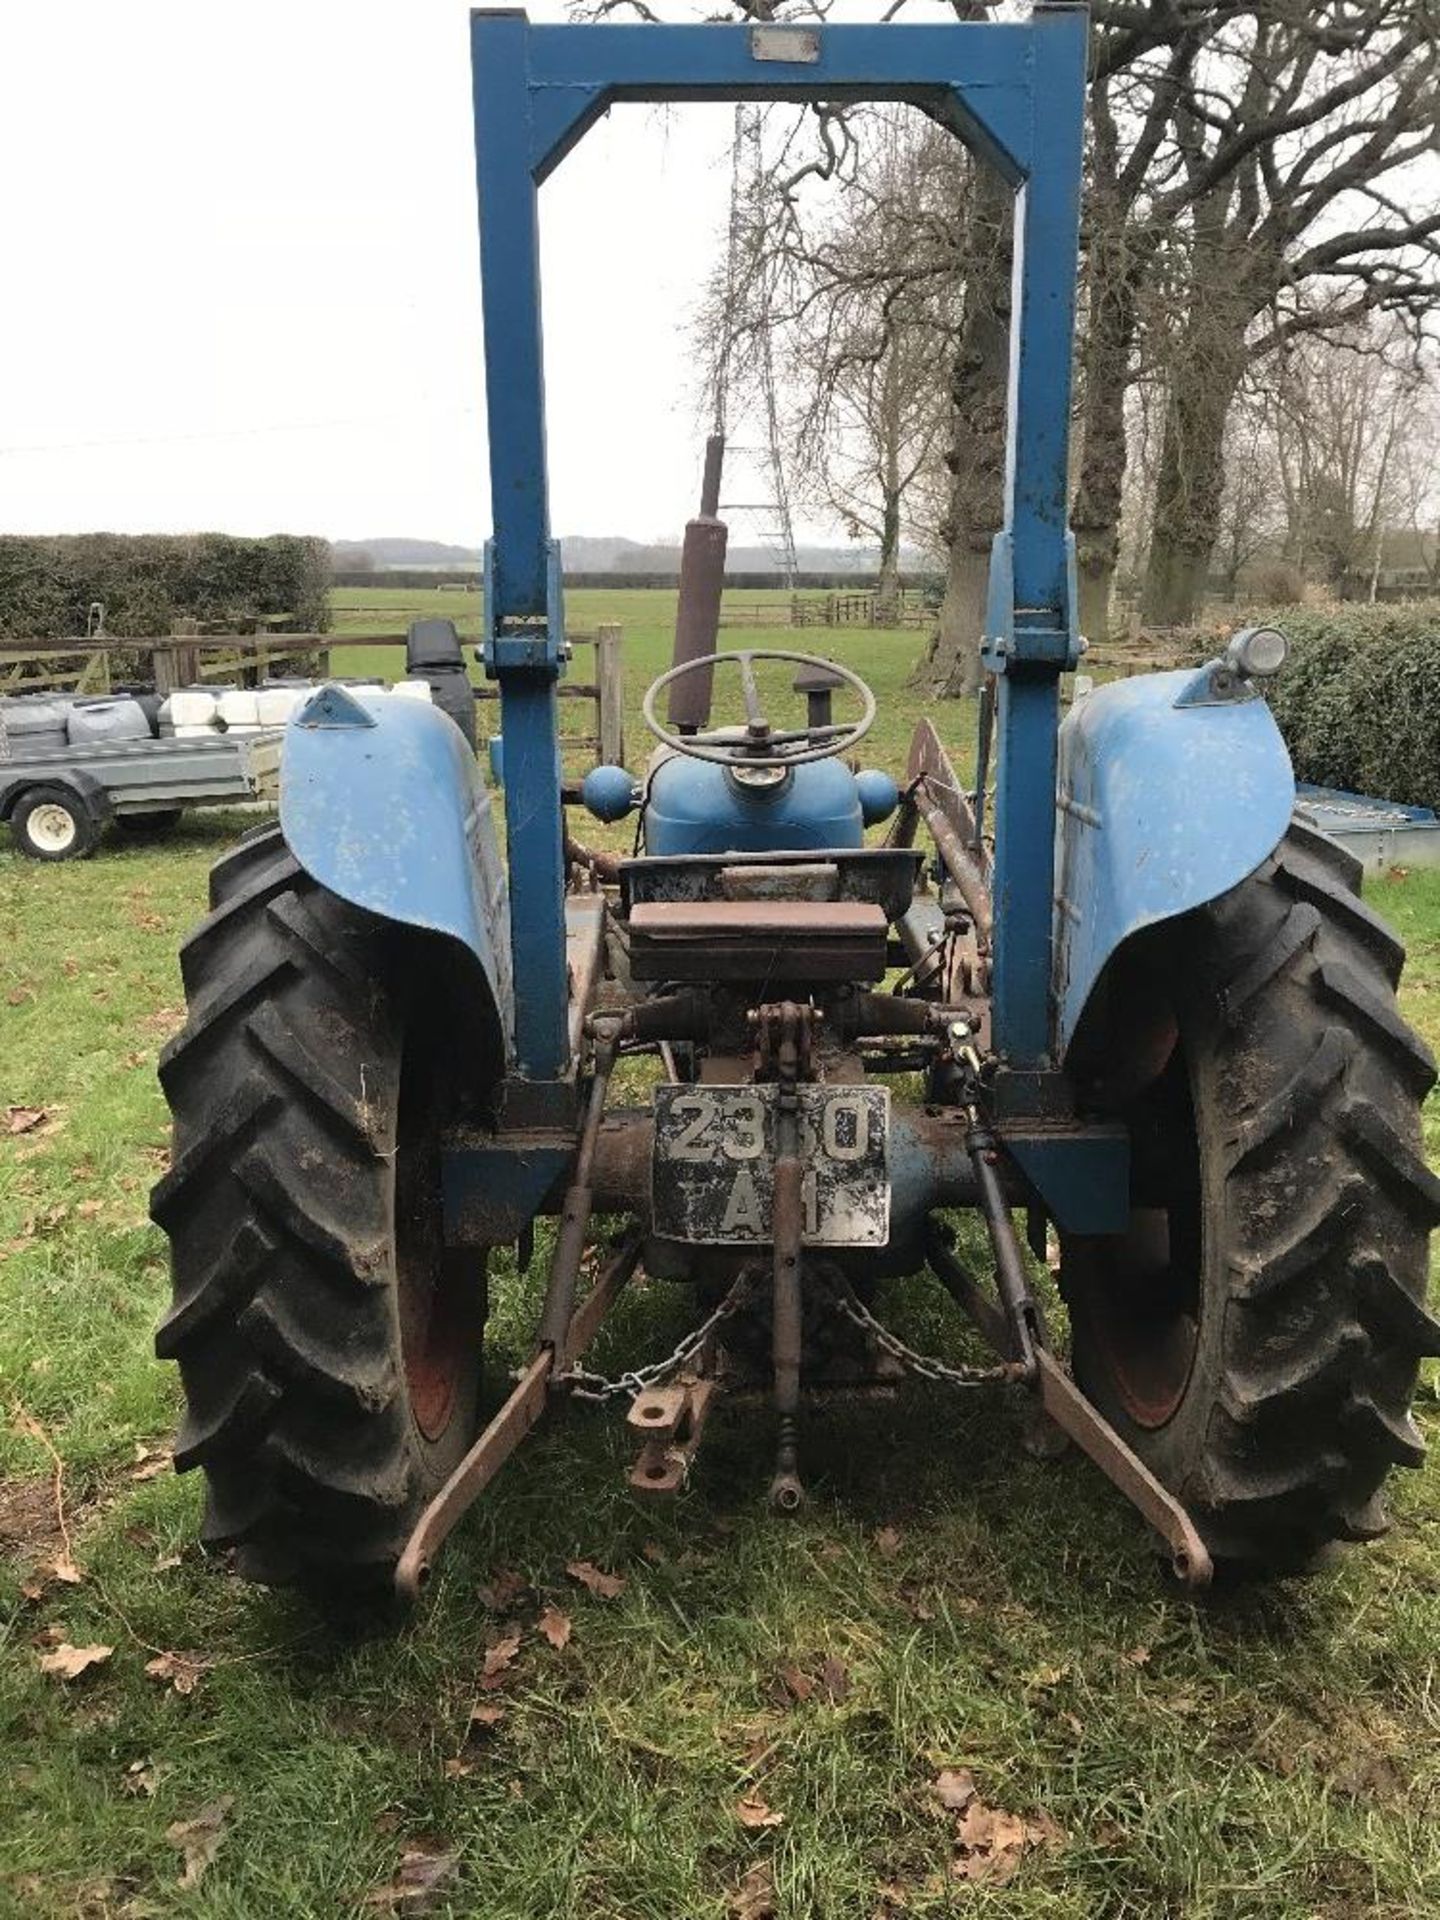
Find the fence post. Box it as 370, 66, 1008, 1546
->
596, 623, 625, 767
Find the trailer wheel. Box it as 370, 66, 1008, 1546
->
116, 808, 184, 838
1062, 820, 1440, 1574
10, 785, 99, 861
151, 826, 486, 1591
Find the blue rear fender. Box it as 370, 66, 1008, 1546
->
1054, 671, 1295, 1059
279, 688, 514, 1069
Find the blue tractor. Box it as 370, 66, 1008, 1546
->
152, 7, 1438, 1599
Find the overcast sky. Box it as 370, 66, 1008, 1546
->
0, 0, 956, 549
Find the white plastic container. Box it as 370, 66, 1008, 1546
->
67, 699, 151, 746
392, 680, 434, 703
163, 689, 219, 730
256, 685, 305, 728
218, 688, 261, 731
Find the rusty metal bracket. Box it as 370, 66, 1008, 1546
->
924, 1221, 1213, 1589
627, 1373, 719, 1496
394, 1231, 642, 1602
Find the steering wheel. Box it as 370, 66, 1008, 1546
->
642, 649, 876, 769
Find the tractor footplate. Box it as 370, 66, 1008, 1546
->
628, 1374, 718, 1496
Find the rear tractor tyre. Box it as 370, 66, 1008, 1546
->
150, 826, 487, 1591
1063, 820, 1440, 1575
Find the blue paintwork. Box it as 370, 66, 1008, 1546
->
1002, 1127, 1130, 1236
1053, 673, 1296, 1058
470, 7, 1089, 1100
644, 755, 864, 857
581, 763, 639, 823
280, 691, 513, 1066
441, 1137, 571, 1245
472, 20, 570, 1082
855, 768, 899, 827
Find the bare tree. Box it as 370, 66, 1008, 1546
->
1140, 4, 1440, 625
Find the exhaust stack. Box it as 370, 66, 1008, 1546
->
668, 434, 729, 734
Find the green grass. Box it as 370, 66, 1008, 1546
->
2, 598, 1439, 1917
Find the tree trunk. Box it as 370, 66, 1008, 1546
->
914, 166, 1011, 698
1141, 327, 1246, 628
926, 530, 992, 695
1071, 229, 1141, 649
875, 376, 903, 627
875, 487, 902, 627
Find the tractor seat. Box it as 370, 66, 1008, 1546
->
626, 898, 889, 983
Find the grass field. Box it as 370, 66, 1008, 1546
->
3, 592, 1440, 1917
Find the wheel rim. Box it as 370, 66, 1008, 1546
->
393, 1030, 474, 1443
29, 803, 77, 853
1070, 1047, 1203, 1430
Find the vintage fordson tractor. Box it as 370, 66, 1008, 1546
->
151, 7, 1438, 1599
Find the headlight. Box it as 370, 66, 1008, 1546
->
1226, 626, 1288, 680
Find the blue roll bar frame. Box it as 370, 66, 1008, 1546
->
471, 6, 1088, 1083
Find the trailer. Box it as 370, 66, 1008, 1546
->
0, 725, 281, 860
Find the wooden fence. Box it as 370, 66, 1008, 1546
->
719, 589, 931, 632
0, 624, 626, 770
0, 634, 330, 697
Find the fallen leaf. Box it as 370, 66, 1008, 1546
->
1124, 1645, 1152, 1667
19, 1580, 44, 1604
951, 1791, 1065, 1885
641, 1540, 668, 1565
129, 1449, 172, 1482
820, 1654, 851, 1703
479, 1632, 522, 1690
566, 1558, 626, 1600
5, 986, 33, 1007
899, 1584, 936, 1622
145, 1650, 210, 1696
873, 1526, 903, 1559
776, 1663, 815, 1705
122, 1758, 160, 1798
477, 1568, 527, 1613
736, 1793, 785, 1831
76, 1199, 104, 1220
166, 1795, 233, 1890
1029, 1808, 1067, 1852
728, 1863, 778, 1920
537, 1605, 572, 1651
933, 1767, 976, 1812
38, 1642, 112, 1680
154, 1552, 183, 1572
5, 1106, 48, 1136
362, 1844, 461, 1912
1028, 1662, 1070, 1690
50, 1555, 84, 1586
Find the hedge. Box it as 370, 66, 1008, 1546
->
1128, 602, 1440, 813
0, 533, 330, 640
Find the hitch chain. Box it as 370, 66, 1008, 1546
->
556, 1272, 755, 1403
831, 1282, 1023, 1389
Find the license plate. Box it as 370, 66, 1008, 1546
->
651, 1084, 890, 1247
